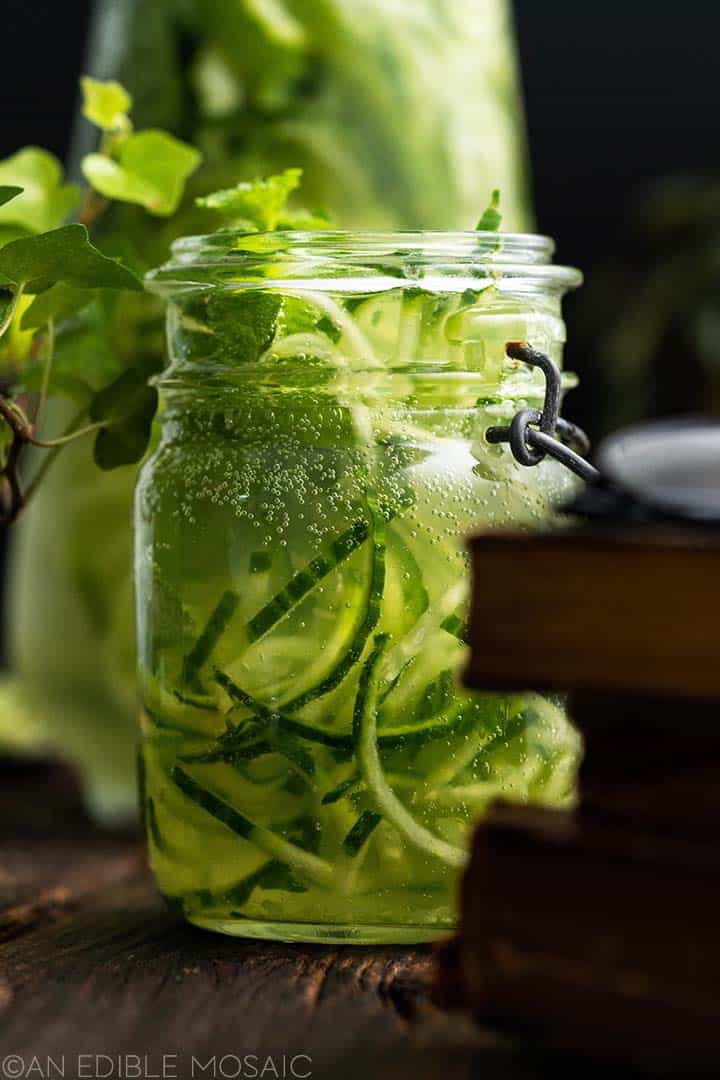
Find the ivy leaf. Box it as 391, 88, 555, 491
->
89, 358, 161, 469
0, 149, 80, 233
0, 187, 23, 210
0, 226, 31, 250
476, 190, 503, 233
15, 364, 94, 407
0, 288, 13, 327
0, 224, 141, 294
82, 131, 202, 217
80, 76, 132, 133
196, 168, 302, 230
21, 282, 97, 330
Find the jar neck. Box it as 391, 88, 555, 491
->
146, 230, 583, 298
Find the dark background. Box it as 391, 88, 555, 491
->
2, 1, 716, 276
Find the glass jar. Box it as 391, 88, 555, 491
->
138, 231, 583, 943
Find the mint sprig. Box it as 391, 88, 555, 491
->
196, 168, 333, 232
476, 190, 503, 233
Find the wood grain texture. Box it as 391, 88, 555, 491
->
466, 530, 720, 699
0, 759, 534, 1080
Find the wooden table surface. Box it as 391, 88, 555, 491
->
0, 758, 561, 1080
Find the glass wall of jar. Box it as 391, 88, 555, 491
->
137, 231, 583, 943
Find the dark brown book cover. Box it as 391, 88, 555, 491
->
466, 531, 720, 700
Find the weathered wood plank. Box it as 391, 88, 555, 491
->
0, 759, 520, 1080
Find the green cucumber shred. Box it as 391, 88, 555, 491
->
353, 635, 467, 869
343, 810, 382, 855
172, 765, 334, 888
246, 519, 370, 644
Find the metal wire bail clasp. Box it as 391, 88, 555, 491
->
485, 342, 600, 484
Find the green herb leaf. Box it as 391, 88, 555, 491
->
21, 282, 97, 330
206, 289, 281, 362
89, 357, 161, 469
196, 168, 302, 230
0, 149, 80, 234
0, 187, 23, 210
476, 189, 503, 232
82, 131, 201, 217
277, 207, 334, 230
0, 224, 141, 294
16, 366, 93, 406
80, 76, 132, 133
0, 288, 13, 327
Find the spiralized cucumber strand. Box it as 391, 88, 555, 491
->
394, 290, 423, 364
182, 589, 239, 689
426, 700, 515, 788
263, 332, 345, 364
381, 580, 466, 688
247, 519, 369, 644
354, 635, 467, 870
214, 668, 472, 753
286, 289, 380, 366
172, 765, 334, 889
283, 496, 386, 713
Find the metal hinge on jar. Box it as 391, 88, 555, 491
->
485, 342, 600, 484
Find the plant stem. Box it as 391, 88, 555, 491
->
78, 191, 109, 230
30, 419, 104, 449
34, 319, 55, 431
21, 407, 90, 505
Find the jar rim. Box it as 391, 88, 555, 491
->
146, 229, 583, 295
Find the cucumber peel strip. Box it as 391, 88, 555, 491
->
213, 669, 473, 751
172, 764, 334, 888
283, 495, 387, 713
342, 810, 382, 855
182, 589, 240, 690
353, 635, 467, 869
246, 519, 369, 645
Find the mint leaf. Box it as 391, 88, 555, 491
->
0, 149, 79, 233
89, 358, 160, 469
206, 290, 281, 362
21, 282, 97, 330
476, 190, 502, 233
80, 76, 132, 133
0, 224, 141, 294
82, 131, 201, 217
0, 187, 23, 210
196, 168, 302, 230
